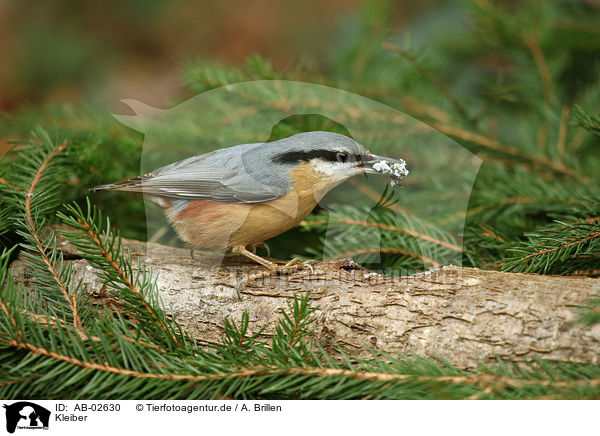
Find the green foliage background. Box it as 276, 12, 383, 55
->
1, 0, 600, 399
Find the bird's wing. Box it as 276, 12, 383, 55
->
92, 150, 289, 204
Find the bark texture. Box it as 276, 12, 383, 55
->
10, 234, 600, 368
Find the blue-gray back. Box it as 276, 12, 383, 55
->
101, 131, 364, 204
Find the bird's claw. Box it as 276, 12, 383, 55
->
236, 258, 316, 297
235, 278, 247, 299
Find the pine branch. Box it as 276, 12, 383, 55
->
382, 42, 476, 127
0, 133, 96, 338
312, 217, 463, 253
429, 122, 589, 184
502, 218, 600, 274
556, 105, 570, 163
0, 177, 24, 192
58, 200, 186, 350
182, 59, 249, 93
246, 55, 280, 80
301, 204, 461, 271
573, 106, 600, 136
19, 140, 85, 334
522, 33, 554, 105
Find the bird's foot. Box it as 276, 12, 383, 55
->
235, 258, 317, 299
282, 257, 316, 274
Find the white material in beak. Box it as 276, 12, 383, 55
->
363, 154, 409, 186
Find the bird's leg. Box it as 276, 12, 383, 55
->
231, 245, 315, 298
245, 242, 271, 258
232, 245, 278, 270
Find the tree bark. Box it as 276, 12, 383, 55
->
10, 233, 600, 368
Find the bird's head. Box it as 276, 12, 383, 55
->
269, 131, 407, 198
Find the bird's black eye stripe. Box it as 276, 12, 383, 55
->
275, 149, 360, 164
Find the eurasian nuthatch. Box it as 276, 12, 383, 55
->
93, 131, 407, 273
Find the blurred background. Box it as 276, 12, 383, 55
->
0, 0, 441, 112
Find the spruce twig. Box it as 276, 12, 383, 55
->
522, 33, 554, 105
382, 42, 476, 127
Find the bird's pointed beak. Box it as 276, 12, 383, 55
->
360, 153, 409, 185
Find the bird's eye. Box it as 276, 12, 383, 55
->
336, 152, 349, 163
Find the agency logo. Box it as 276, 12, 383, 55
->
3, 402, 50, 434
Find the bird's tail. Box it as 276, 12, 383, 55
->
90, 176, 144, 192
